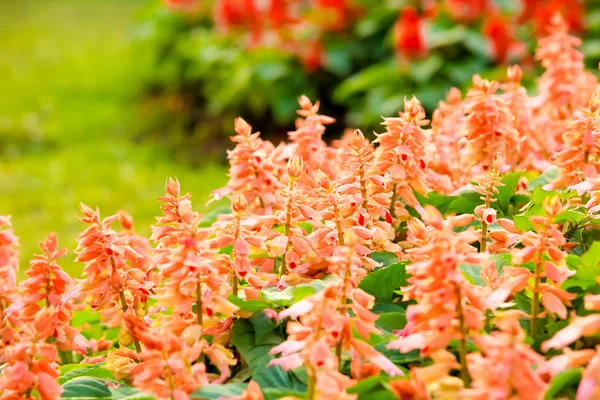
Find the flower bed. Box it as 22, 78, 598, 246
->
3, 14, 600, 400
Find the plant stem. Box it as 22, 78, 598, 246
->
232, 214, 241, 297
118, 291, 141, 352
196, 279, 203, 328
280, 201, 293, 277
389, 183, 397, 219
480, 191, 492, 253
306, 368, 316, 400
454, 284, 470, 388
480, 221, 488, 252
530, 249, 543, 340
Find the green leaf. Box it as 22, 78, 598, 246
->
61, 377, 113, 398
460, 263, 485, 286
409, 54, 443, 84
514, 215, 533, 232
347, 375, 382, 394
375, 312, 407, 333
228, 296, 272, 313
359, 261, 409, 303
495, 172, 522, 215
490, 253, 511, 275
374, 341, 420, 365
532, 186, 557, 205
231, 319, 306, 391
447, 191, 484, 215
58, 364, 114, 385
251, 310, 280, 343
544, 368, 583, 400
109, 385, 154, 400
414, 191, 458, 214
262, 387, 307, 400
565, 243, 600, 290
192, 383, 247, 399
371, 251, 399, 268
462, 30, 491, 58
527, 167, 559, 190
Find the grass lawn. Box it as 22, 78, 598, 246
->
0, 0, 227, 276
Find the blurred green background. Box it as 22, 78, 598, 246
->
0, 0, 226, 275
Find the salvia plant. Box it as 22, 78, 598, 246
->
4, 13, 600, 400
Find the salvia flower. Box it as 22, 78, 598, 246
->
75, 203, 150, 348
462, 310, 547, 399
462, 75, 521, 174
388, 206, 486, 385
5, 233, 88, 355
211, 117, 286, 212
0, 308, 62, 400
551, 93, 600, 188
288, 96, 338, 184
152, 178, 237, 333
487, 196, 575, 340
374, 96, 431, 220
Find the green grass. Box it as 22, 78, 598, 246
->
0, 0, 227, 276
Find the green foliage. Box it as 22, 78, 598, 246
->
359, 261, 409, 304
231, 319, 307, 393
544, 368, 584, 400
136, 1, 600, 140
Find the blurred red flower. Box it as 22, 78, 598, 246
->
394, 7, 427, 59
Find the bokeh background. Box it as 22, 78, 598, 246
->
1, 0, 599, 275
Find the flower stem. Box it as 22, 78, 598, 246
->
196, 279, 203, 328
480, 221, 488, 252
279, 202, 293, 277
454, 284, 470, 388
480, 192, 492, 253
389, 183, 397, 219
119, 291, 141, 352
306, 369, 316, 400
530, 251, 543, 340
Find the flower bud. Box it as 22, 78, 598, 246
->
232, 194, 247, 213
483, 208, 497, 224
492, 152, 503, 171
287, 156, 304, 179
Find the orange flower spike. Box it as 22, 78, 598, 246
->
4, 233, 88, 355
488, 196, 574, 340
462, 310, 547, 399
0, 309, 63, 400
0, 216, 20, 362
551, 93, 600, 188
429, 87, 468, 192
75, 203, 148, 353
152, 179, 238, 333
388, 205, 486, 387
473, 152, 504, 252
288, 96, 338, 185
374, 96, 432, 220
535, 13, 597, 137
462, 76, 521, 174
211, 118, 286, 212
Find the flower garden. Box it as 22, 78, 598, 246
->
3, 1, 600, 400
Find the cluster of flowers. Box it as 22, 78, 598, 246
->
163, 0, 584, 69
2, 13, 600, 400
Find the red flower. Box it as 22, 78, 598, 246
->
524, 0, 584, 35
394, 7, 427, 59
482, 13, 515, 64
